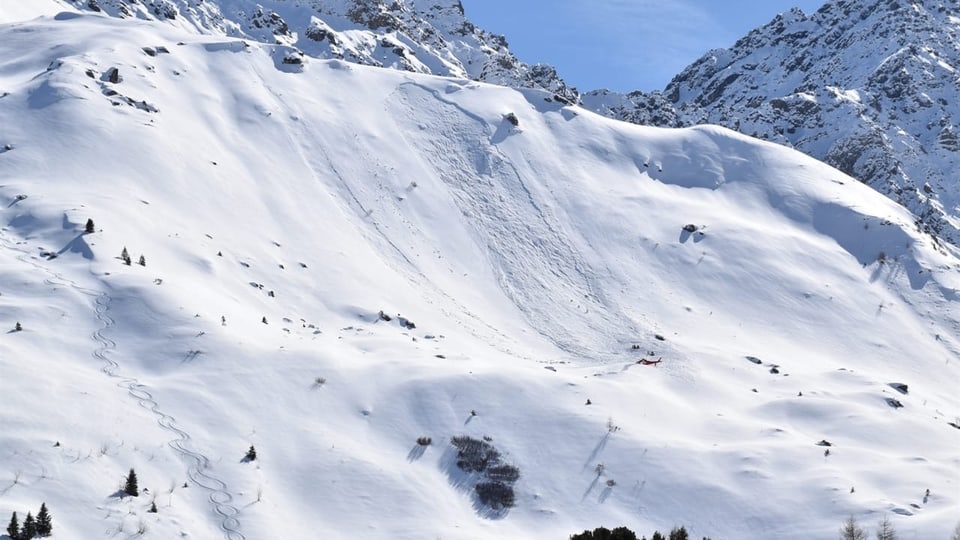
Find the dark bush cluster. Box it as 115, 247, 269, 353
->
571, 525, 705, 540
570, 526, 638, 540
485, 464, 520, 483
451, 435, 500, 473
450, 435, 521, 510
474, 481, 515, 509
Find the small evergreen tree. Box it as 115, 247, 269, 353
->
138, 255, 146, 266
20, 512, 36, 540
669, 526, 689, 540
952, 521, 960, 540
245, 445, 257, 461
14, 322, 21, 332
840, 515, 867, 540
124, 468, 139, 497
85, 218, 95, 233
148, 502, 157, 513
6, 512, 19, 540
35, 503, 51, 537
651, 532, 666, 540
120, 247, 131, 265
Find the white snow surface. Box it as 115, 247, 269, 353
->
0, 6, 959, 540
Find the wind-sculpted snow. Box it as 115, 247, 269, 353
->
0, 7, 958, 540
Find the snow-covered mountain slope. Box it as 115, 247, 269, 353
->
584, 0, 960, 249
55, 0, 960, 257
1, 6, 959, 540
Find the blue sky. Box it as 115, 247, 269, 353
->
460, 0, 826, 92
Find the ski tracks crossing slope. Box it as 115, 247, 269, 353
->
0, 231, 245, 540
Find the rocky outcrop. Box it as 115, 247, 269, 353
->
64, 0, 577, 102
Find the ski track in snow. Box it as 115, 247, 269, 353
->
0, 232, 245, 540
90, 293, 246, 540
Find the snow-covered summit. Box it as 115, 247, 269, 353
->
585, 0, 960, 248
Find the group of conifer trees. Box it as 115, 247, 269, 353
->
5, 503, 52, 539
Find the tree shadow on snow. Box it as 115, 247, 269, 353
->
581, 473, 601, 502
599, 485, 613, 503
582, 433, 610, 472
406, 444, 426, 462
56, 233, 94, 260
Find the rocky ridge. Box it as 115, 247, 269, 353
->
68, 0, 578, 100
584, 0, 960, 247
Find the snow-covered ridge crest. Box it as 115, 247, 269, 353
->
56, 0, 578, 100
